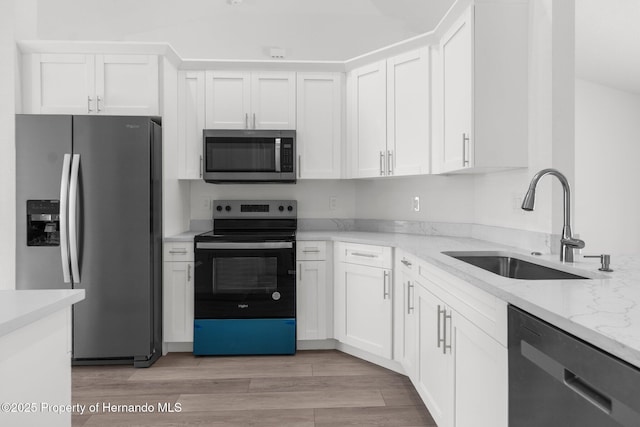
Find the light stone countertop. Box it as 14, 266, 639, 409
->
298, 231, 640, 369
166, 228, 640, 369
0, 289, 85, 338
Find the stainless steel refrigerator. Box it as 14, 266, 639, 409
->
16, 115, 162, 367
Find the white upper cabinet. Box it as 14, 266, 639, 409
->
24, 53, 159, 115
349, 60, 387, 178
348, 48, 430, 178
387, 47, 430, 176
205, 71, 296, 130
177, 70, 206, 180
296, 73, 342, 179
434, 4, 528, 173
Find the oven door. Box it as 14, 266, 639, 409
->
194, 241, 295, 319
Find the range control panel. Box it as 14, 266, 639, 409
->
213, 200, 297, 219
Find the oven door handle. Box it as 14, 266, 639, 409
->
196, 242, 293, 250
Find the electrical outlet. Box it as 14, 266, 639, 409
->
329, 196, 337, 211
413, 196, 420, 212
203, 199, 211, 211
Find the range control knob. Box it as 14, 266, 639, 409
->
216, 205, 222, 212
278, 205, 284, 212
287, 205, 293, 212
225, 205, 231, 212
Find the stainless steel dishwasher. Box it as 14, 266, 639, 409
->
508, 305, 640, 426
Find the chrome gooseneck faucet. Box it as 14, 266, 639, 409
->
521, 168, 585, 262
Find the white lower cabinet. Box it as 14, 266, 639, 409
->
413, 266, 508, 427
394, 252, 418, 378
297, 241, 331, 341
334, 242, 393, 359
163, 243, 194, 343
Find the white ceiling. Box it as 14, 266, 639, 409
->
34, 0, 639, 93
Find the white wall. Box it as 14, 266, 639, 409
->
1, 0, 37, 290
353, 175, 474, 222
190, 180, 357, 220
574, 79, 640, 254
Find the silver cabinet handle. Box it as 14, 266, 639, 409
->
443, 309, 452, 354
59, 154, 72, 283
298, 155, 301, 178
351, 252, 377, 258
97, 95, 103, 112
199, 155, 203, 178
401, 258, 412, 267
245, 113, 249, 129
379, 151, 385, 176
407, 281, 413, 314
437, 305, 443, 348
187, 264, 192, 282
169, 249, 188, 254
275, 138, 281, 172
383, 270, 390, 299
298, 262, 302, 282
387, 150, 393, 175
462, 133, 470, 167
253, 113, 256, 129
69, 154, 81, 283
302, 248, 320, 253
87, 96, 93, 113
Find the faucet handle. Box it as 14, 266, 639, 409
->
584, 254, 613, 272
561, 236, 585, 249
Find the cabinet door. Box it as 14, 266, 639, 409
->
163, 261, 194, 343
387, 48, 430, 176
335, 262, 392, 358
349, 61, 387, 178
205, 71, 251, 129
453, 312, 508, 427
440, 7, 473, 173
95, 54, 159, 115
416, 284, 453, 427
296, 73, 342, 179
251, 72, 296, 129
297, 260, 328, 340
28, 53, 95, 114
178, 71, 206, 179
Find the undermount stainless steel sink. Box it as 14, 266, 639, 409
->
442, 251, 590, 280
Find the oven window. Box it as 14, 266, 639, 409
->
213, 257, 278, 294
206, 139, 275, 172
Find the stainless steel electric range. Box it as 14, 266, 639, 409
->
193, 200, 297, 355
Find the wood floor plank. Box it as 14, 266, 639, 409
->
81, 409, 315, 427
72, 350, 436, 426
177, 389, 386, 412
314, 406, 437, 427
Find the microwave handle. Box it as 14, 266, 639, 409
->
275, 138, 281, 172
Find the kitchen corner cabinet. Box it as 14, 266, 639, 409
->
162, 243, 194, 343
348, 48, 430, 178
23, 53, 159, 115
334, 242, 393, 359
205, 71, 296, 130
434, 4, 528, 173
414, 261, 508, 427
296, 241, 331, 340
296, 73, 342, 179
177, 71, 206, 179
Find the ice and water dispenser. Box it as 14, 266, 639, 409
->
26, 200, 60, 246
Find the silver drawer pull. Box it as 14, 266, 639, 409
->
302, 248, 320, 253
351, 252, 377, 258
169, 249, 188, 254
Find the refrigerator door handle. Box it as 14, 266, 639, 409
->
69, 154, 81, 283
59, 154, 72, 283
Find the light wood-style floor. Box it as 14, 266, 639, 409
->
72, 350, 436, 426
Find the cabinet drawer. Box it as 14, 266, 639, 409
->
164, 242, 194, 262
337, 242, 392, 269
297, 241, 327, 261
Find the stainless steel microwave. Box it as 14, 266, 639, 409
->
203, 129, 296, 183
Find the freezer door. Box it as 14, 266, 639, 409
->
71, 116, 154, 360
16, 115, 73, 290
